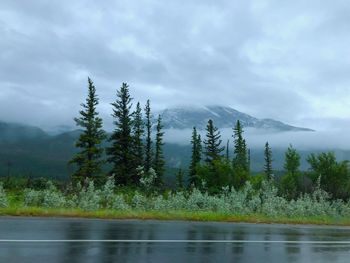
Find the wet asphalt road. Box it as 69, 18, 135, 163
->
0, 217, 350, 263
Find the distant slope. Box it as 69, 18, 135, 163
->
157, 105, 314, 131
0, 126, 191, 179
0, 121, 48, 142
0, 122, 192, 179
0, 126, 80, 179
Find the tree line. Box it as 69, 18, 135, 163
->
187, 118, 350, 199
70, 78, 165, 187
70, 78, 350, 200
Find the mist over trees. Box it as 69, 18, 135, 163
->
64, 78, 350, 200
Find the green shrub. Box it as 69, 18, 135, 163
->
76, 181, 100, 211
111, 195, 130, 211
0, 183, 8, 208
14, 178, 350, 219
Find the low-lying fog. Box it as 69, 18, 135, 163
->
164, 128, 350, 151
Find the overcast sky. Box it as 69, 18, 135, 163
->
1, 0, 350, 131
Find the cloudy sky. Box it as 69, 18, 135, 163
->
1, 0, 350, 131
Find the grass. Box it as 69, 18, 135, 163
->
0, 206, 350, 226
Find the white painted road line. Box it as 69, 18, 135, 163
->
0, 240, 349, 244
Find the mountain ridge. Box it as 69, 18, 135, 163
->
156, 105, 314, 132
0, 121, 49, 142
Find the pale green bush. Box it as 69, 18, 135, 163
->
153, 195, 168, 211
41, 182, 66, 208
224, 184, 253, 214
111, 195, 130, 211
24, 189, 41, 207
0, 183, 8, 208
100, 177, 115, 209
260, 180, 288, 217
23, 182, 65, 208
140, 167, 157, 192
339, 201, 350, 216
76, 181, 101, 211
131, 191, 148, 210
207, 195, 230, 213
66, 194, 78, 208
246, 194, 261, 214
17, 178, 350, 218
186, 188, 210, 211
165, 191, 187, 210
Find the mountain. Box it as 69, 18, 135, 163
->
44, 125, 75, 136
0, 122, 79, 178
0, 121, 48, 143
0, 123, 189, 179
157, 105, 314, 131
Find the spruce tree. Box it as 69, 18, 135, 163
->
203, 119, 224, 164
144, 99, 153, 173
264, 141, 273, 180
131, 102, 144, 184
70, 77, 106, 185
231, 120, 250, 187
153, 114, 165, 186
232, 120, 249, 172
107, 83, 134, 185
197, 134, 202, 157
226, 139, 230, 160
247, 148, 251, 172
176, 169, 184, 190
188, 127, 202, 186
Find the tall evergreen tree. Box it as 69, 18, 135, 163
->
284, 144, 300, 175
247, 148, 251, 172
176, 169, 184, 190
70, 77, 106, 185
264, 141, 273, 180
131, 102, 144, 184
197, 135, 202, 156
188, 127, 202, 186
153, 114, 165, 186
231, 120, 250, 187
203, 119, 224, 164
226, 139, 230, 160
107, 83, 134, 185
144, 99, 153, 173
232, 120, 249, 172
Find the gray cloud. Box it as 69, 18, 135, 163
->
0, 0, 350, 132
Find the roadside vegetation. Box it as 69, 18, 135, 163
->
1, 78, 350, 225
1, 176, 350, 225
